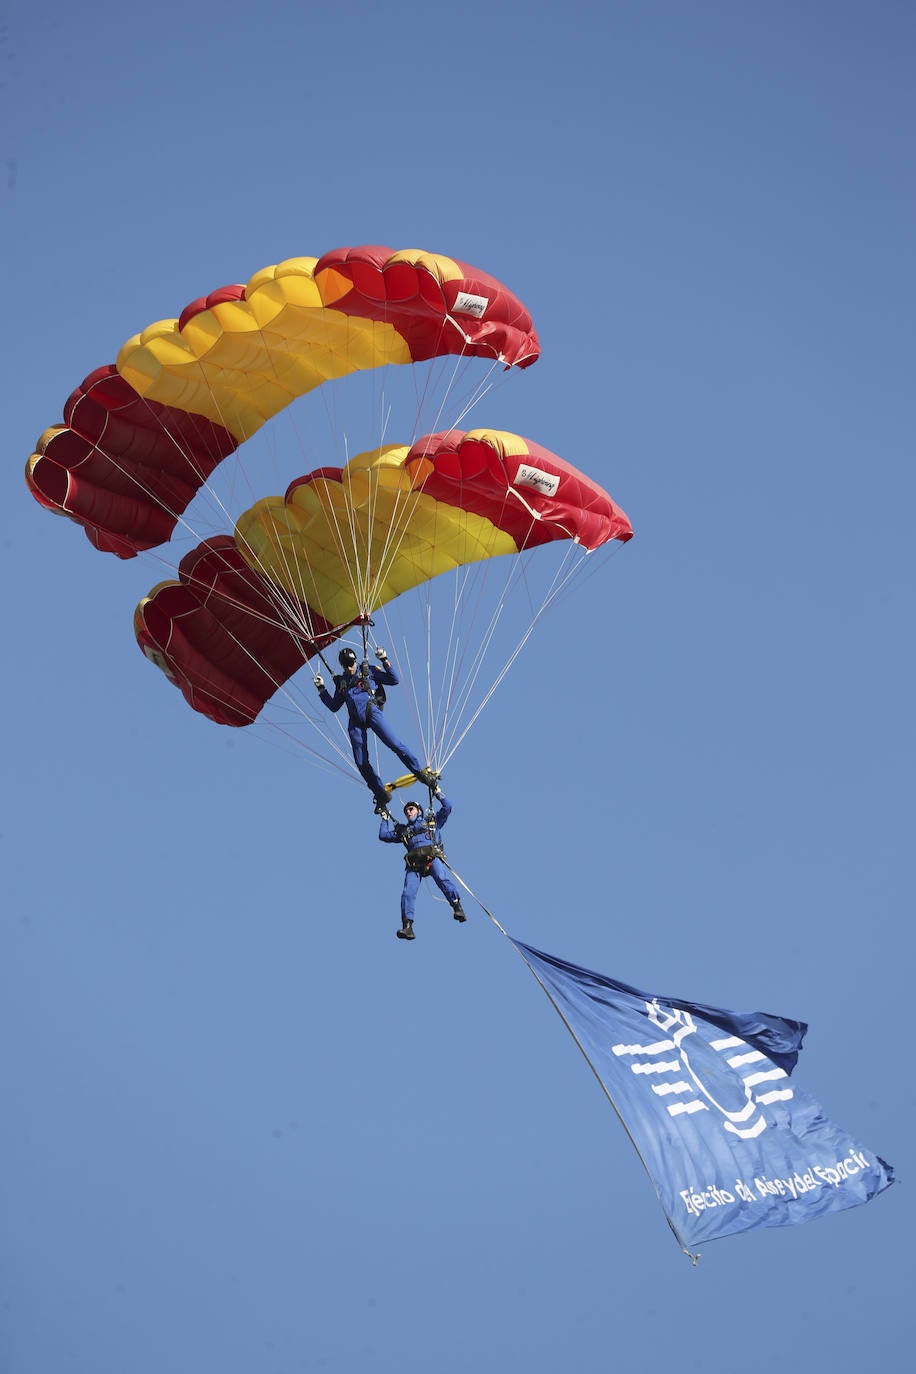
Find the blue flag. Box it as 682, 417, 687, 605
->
511, 938, 894, 1257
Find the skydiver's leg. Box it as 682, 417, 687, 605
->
429, 859, 465, 919
349, 724, 389, 803
429, 859, 460, 907
368, 713, 425, 777
401, 869, 421, 921
396, 868, 420, 940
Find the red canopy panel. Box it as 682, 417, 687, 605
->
27, 367, 237, 558
135, 536, 338, 726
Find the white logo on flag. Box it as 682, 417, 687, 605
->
612, 1002, 795, 1140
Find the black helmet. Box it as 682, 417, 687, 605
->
403, 799, 422, 816
338, 647, 358, 667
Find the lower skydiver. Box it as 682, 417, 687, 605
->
378, 790, 466, 941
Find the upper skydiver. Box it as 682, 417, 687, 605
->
314, 646, 438, 813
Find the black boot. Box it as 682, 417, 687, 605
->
396, 919, 415, 941
452, 903, 467, 923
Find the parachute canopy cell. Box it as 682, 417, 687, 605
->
135, 428, 633, 727
26, 246, 540, 558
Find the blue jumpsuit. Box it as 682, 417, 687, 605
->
318, 663, 425, 805
378, 795, 461, 920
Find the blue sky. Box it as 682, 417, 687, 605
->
3, 2, 913, 1370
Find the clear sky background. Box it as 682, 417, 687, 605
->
3, 2, 913, 1370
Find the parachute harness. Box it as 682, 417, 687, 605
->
401, 807, 444, 875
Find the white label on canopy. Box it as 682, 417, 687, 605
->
452, 291, 489, 318
514, 464, 560, 498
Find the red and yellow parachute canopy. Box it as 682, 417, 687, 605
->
26, 245, 540, 558
134, 428, 633, 727
26, 244, 631, 771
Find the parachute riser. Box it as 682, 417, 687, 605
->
308, 611, 376, 678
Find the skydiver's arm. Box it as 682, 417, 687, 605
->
433, 794, 452, 827
319, 677, 345, 712
378, 819, 403, 843
372, 662, 399, 688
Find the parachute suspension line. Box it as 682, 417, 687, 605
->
337, 456, 420, 627
159, 341, 277, 542
347, 349, 508, 619
437, 607, 508, 764
335, 344, 493, 619
373, 489, 478, 769
141, 555, 355, 766
327, 463, 372, 622
276, 381, 421, 626
441, 543, 586, 765
206, 708, 361, 786
430, 536, 587, 767
418, 467, 512, 763
379, 325, 503, 445
151, 560, 349, 759
428, 571, 470, 763
371, 494, 589, 773
133, 304, 577, 784
235, 304, 369, 625
415, 519, 524, 761
434, 545, 522, 751
223, 311, 359, 623
222, 339, 498, 776
400, 601, 437, 769
143, 317, 458, 758
374, 612, 432, 772
234, 503, 319, 640
334, 432, 459, 630
195, 311, 366, 633
140, 527, 315, 662
425, 461, 607, 764
386, 507, 503, 766
412, 349, 503, 440
424, 561, 492, 765
446, 361, 501, 429
146, 537, 324, 686
119, 322, 332, 653
355, 443, 428, 618
422, 601, 436, 764
437, 858, 700, 1265
310, 314, 419, 616
400, 343, 442, 445
241, 437, 368, 641
72, 390, 234, 554
128, 409, 367, 777
230, 618, 368, 781
232, 339, 515, 659
251, 713, 360, 780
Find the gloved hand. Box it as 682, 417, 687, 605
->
375, 646, 388, 661
313, 673, 324, 689
434, 784, 443, 797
